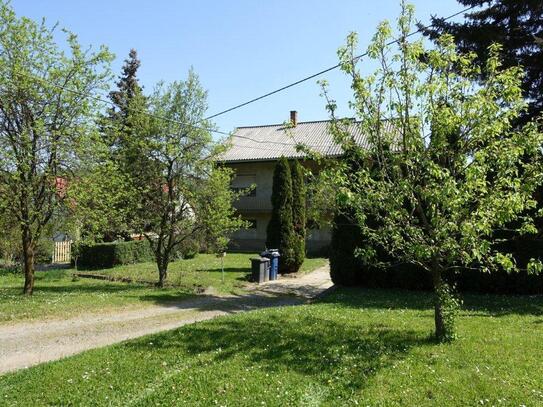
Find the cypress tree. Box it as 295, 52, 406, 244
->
266, 157, 297, 273
290, 159, 306, 271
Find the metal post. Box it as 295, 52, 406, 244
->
221, 255, 224, 284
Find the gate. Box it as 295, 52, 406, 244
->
53, 241, 72, 264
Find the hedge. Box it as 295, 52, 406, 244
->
330, 218, 543, 295
75, 240, 154, 269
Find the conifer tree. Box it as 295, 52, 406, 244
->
100, 49, 146, 240
266, 157, 297, 273
290, 159, 306, 271
423, 0, 543, 124
108, 49, 143, 124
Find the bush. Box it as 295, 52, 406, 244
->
179, 239, 199, 260
75, 240, 153, 269
331, 219, 543, 294
329, 213, 365, 286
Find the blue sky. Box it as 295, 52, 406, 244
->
11, 0, 465, 136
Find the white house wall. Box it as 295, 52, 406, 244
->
226, 161, 331, 254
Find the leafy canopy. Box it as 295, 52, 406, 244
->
319, 2, 543, 340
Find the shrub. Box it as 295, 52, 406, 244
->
329, 212, 365, 285
332, 228, 543, 294
76, 240, 153, 269
179, 239, 200, 259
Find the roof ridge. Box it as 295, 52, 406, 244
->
235, 118, 342, 130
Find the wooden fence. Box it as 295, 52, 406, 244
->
53, 241, 72, 264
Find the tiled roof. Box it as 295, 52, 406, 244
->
217, 119, 375, 163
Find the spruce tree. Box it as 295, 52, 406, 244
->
103, 49, 145, 157
423, 0, 543, 124
109, 49, 143, 123
266, 157, 297, 273
290, 160, 306, 271
100, 49, 147, 240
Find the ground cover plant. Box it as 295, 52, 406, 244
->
0, 287, 541, 406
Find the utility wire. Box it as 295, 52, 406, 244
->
205, 4, 478, 121
6, 4, 477, 148
9, 70, 232, 137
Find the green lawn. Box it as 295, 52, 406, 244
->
0, 269, 193, 324
0, 254, 327, 324
89, 253, 327, 295
1, 287, 541, 406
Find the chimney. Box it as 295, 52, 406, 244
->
290, 110, 298, 127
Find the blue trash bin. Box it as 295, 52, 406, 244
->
261, 249, 280, 280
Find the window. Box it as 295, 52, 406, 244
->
231, 174, 256, 197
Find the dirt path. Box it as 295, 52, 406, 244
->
0, 264, 331, 375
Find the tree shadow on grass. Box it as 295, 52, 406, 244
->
122, 307, 430, 398
321, 287, 543, 317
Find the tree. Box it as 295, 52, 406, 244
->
422, 0, 543, 124
108, 49, 143, 121
320, 2, 543, 341
266, 157, 297, 273
0, 2, 113, 294
95, 49, 145, 241
290, 159, 306, 271
126, 70, 244, 287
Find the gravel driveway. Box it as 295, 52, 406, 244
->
0, 264, 332, 375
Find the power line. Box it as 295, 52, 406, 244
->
9, 70, 232, 137
5, 4, 477, 149
205, 4, 478, 121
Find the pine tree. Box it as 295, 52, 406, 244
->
422, 0, 543, 124
266, 157, 297, 274
290, 160, 306, 271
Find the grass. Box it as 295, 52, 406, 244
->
0, 269, 193, 324
1, 287, 541, 406
0, 254, 327, 324
90, 253, 327, 295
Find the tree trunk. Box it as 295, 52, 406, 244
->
156, 252, 169, 288
157, 266, 167, 288
431, 266, 455, 342
22, 231, 35, 296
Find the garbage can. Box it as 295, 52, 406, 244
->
251, 257, 270, 284
261, 249, 280, 281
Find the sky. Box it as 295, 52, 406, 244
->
10, 0, 466, 136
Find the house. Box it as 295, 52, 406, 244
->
218, 111, 370, 254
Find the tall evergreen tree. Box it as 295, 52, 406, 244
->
290, 160, 306, 271
99, 49, 146, 240
266, 157, 297, 273
108, 49, 143, 123
423, 0, 543, 124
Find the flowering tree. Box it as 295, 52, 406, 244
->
321, 2, 543, 341
124, 71, 244, 287
0, 2, 112, 294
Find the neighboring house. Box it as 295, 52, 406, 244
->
218, 111, 370, 254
